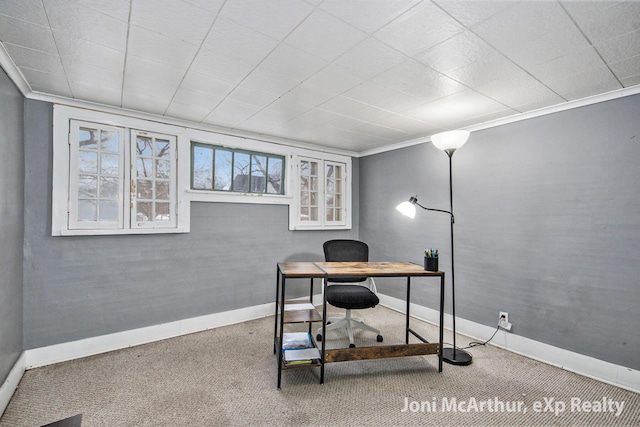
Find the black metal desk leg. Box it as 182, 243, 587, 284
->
439, 272, 445, 373
406, 276, 411, 344
320, 274, 328, 384
273, 267, 280, 354
277, 273, 286, 389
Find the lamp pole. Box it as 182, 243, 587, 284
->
397, 130, 473, 366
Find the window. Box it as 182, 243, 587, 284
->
290, 156, 351, 230
53, 106, 189, 235
191, 143, 285, 195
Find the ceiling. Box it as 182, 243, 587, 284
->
1, 0, 639, 153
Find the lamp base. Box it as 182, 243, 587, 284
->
442, 347, 473, 366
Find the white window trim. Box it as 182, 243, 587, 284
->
185, 128, 294, 205
52, 105, 352, 234
52, 105, 191, 236
289, 151, 352, 231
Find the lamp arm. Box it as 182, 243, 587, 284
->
414, 202, 455, 224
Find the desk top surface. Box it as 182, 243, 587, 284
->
278, 261, 442, 277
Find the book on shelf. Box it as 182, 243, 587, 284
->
282, 332, 313, 350
283, 347, 321, 366
284, 302, 315, 311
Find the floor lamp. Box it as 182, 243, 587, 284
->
396, 130, 472, 366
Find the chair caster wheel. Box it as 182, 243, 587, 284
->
376, 335, 383, 342
349, 343, 356, 348
316, 334, 323, 342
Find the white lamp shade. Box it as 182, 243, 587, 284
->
430, 130, 470, 151
396, 201, 416, 219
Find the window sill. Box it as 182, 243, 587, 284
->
186, 189, 292, 205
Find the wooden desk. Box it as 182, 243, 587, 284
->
274, 261, 445, 388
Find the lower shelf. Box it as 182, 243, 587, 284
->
324, 342, 440, 363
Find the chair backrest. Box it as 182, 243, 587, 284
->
323, 239, 369, 283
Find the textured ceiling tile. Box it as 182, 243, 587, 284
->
434, 0, 517, 27
373, 59, 443, 97
128, 26, 199, 66
43, 1, 128, 51
447, 52, 523, 88
472, 1, 590, 68
405, 89, 508, 127
376, 113, 438, 135
595, 29, 640, 64
318, 96, 390, 122
320, 0, 419, 34
239, 69, 299, 96
343, 80, 423, 114
608, 55, 640, 83
180, 70, 236, 95
352, 122, 412, 140
475, 72, 564, 110
301, 62, 364, 97
250, 43, 326, 84
225, 86, 279, 110
415, 30, 497, 75
201, 18, 278, 69
561, 0, 640, 44
20, 68, 71, 96
284, 9, 367, 62
374, 1, 465, 56
122, 92, 171, 115
0, 15, 57, 54
65, 63, 123, 90
170, 87, 226, 110
130, 0, 217, 45
203, 98, 261, 128
190, 50, 256, 84
542, 65, 622, 101
3, 43, 64, 75
528, 47, 606, 85
0, 0, 49, 26
220, 0, 313, 41
333, 38, 407, 81
165, 100, 213, 123
54, 31, 125, 72
71, 83, 122, 106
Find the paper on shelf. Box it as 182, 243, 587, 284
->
283, 347, 320, 362
284, 303, 315, 311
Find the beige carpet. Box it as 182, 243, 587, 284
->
1, 306, 638, 426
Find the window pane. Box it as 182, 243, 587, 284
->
251, 155, 266, 193
267, 157, 282, 194
326, 208, 334, 222
137, 159, 153, 178
233, 152, 250, 192
78, 151, 98, 174
101, 131, 118, 152
335, 209, 342, 221
99, 200, 119, 221
79, 128, 98, 149
100, 176, 118, 198
214, 149, 232, 190
78, 200, 97, 221
78, 175, 97, 197
156, 140, 171, 158
136, 202, 153, 222
310, 162, 318, 175
137, 180, 153, 199
155, 202, 170, 221
309, 207, 318, 221
100, 153, 119, 175
136, 136, 152, 156
192, 146, 213, 190
156, 160, 170, 179
301, 207, 309, 221
156, 181, 169, 200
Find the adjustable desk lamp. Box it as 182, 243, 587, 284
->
396, 130, 472, 366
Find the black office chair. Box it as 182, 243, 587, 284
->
317, 239, 383, 348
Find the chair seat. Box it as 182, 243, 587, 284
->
326, 284, 379, 310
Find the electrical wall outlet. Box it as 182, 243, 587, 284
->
499, 311, 512, 331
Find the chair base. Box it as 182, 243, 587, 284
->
317, 309, 382, 347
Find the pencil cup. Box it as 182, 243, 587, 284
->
424, 257, 438, 271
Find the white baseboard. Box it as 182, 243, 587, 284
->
0, 352, 26, 417
25, 303, 274, 369
378, 294, 640, 394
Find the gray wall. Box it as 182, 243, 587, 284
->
0, 67, 24, 383
360, 94, 640, 370
23, 99, 358, 349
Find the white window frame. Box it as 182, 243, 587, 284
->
52, 105, 190, 236
289, 152, 352, 231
